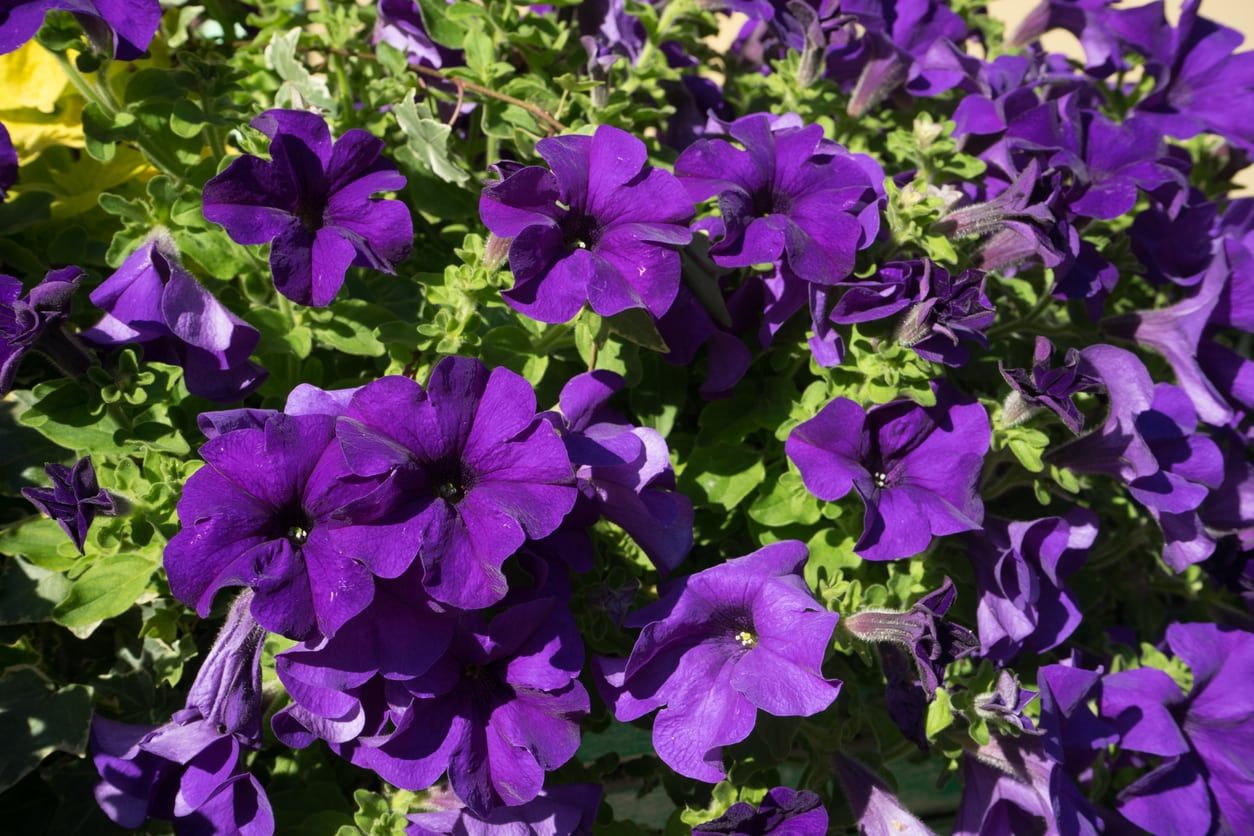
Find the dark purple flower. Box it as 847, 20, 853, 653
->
966, 511, 1098, 662
0, 265, 88, 395
82, 236, 267, 403
575, 0, 645, 63
833, 754, 935, 836
374, 0, 460, 68
1200, 431, 1254, 553
596, 542, 840, 782
202, 109, 412, 307
324, 596, 588, 815
406, 783, 601, 835
675, 113, 880, 288
479, 125, 692, 324
1099, 622, 1254, 835
1036, 663, 1116, 774
974, 671, 1039, 734
0, 121, 16, 201
660, 42, 734, 151
1131, 191, 1218, 287
164, 410, 389, 641
0, 0, 161, 59
542, 370, 692, 573
91, 591, 273, 835
21, 456, 117, 553
692, 786, 828, 835
1007, 0, 1124, 76
333, 357, 577, 609
787, 385, 989, 561
999, 337, 1098, 433
892, 264, 994, 367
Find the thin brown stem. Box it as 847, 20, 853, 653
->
446, 78, 466, 127
410, 63, 567, 134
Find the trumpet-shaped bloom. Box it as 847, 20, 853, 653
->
479, 125, 693, 324
0, 0, 161, 58
21, 456, 117, 553
1099, 622, 1254, 836
833, 755, 934, 836
596, 542, 840, 782
787, 385, 989, 560
202, 109, 412, 307
82, 236, 267, 403
333, 357, 576, 609
693, 786, 828, 835
405, 783, 601, 835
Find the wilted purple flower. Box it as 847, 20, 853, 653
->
597, 541, 840, 782
374, 0, 460, 68
91, 591, 273, 835
542, 370, 692, 573
333, 357, 576, 609
0, 0, 161, 58
1099, 622, 1254, 835
676, 113, 880, 287
0, 266, 88, 396
693, 786, 828, 835
338, 597, 588, 814
833, 754, 934, 836
164, 411, 389, 641
82, 236, 267, 403
999, 337, 1098, 433
21, 457, 117, 553
406, 783, 601, 835
202, 109, 412, 307
966, 511, 1098, 662
0, 121, 15, 201
479, 125, 693, 324
973, 671, 1038, 734
892, 264, 993, 367
787, 385, 989, 561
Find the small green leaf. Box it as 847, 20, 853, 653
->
52, 554, 157, 630
394, 90, 471, 186
925, 688, 954, 739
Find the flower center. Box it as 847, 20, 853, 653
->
873, 471, 889, 488
286, 525, 309, 546
438, 481, 464, 501
563, 211, 601, 250
735, 630, 757, 648
296, 204, 325, 233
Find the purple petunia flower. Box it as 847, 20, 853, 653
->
1008, 0, 1124, 76
542, 370, 692, 574
479, 125, 693, 324
1099, 622, 1254, 835
333, 356, 577, 609
202, 109, 412, 307
1036, 663, 1116, 774
405, 783, 601, 835
833, 754, 934, 836
91, 590, 273, 835
999, 336, 1098, 433
164, 408, 391, 641
966, 511, 1098, 662
0, 121, 16, 201
787, 384, 989, 561
692, 786, 828, 835
21, 456, 117, 553
891, 264, 994, 367
596, 541, 840, 783
82, 235, 267, 403
374, 0, 460, 69
329, 596, 588, 815
0, 265, 89, 396
0, 0, 161, 58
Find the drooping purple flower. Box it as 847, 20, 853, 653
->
844, 579, 978, 746
202, 109, 412, 307
999, 337, 1098, 433
0, 0, 161, 59
324, 596, 588, 815
892, 264, 993, 367
374, 0, 460, 68
833, 754, 935, 836
91, 590, 273, 835
406, 783, 601, 835
479, 125, 693, 324
164, 410, 391, 641
82, 235, 267, 403
542, 370, 692, 574
1099, 622, 1254, 836
0, 121, 16, 201
0, 265, 89, 396
966, 511, 1098, 662
787, 385, 989, 561
675, 113, 881, 288
1048, 346, 1225, 572
596, 541, 840, 782
332, 357, 577, 609
692, 786, 828, 835
21, 456, 117, 553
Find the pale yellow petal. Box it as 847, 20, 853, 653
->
0, 42, 68, 113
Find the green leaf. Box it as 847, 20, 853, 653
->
747, 470, 821, 528
925, 688, 954, 739
0, 517, 80, 572
0, 668, 92, 793
52, 554, 157, 631
679, 443, 766, 511
14, 380, 126, 455
394, 91, 471, 186
1007, 427, 1049, 473
265, 29, 337, 113
415, 0, 467, 47
0, 557, 71, 625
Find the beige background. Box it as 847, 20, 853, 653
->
989, 0, 1253, 53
